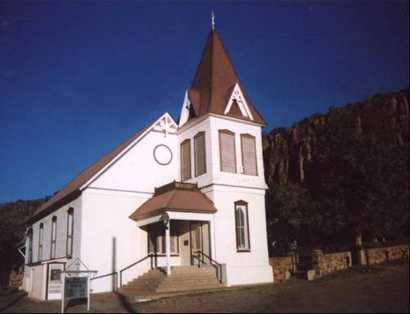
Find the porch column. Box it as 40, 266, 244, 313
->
165, 221, 171, 275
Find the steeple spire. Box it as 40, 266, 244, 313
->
185, 30, 266, 125
211, 11, 216, 31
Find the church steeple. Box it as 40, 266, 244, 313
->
185, 28, 265, 126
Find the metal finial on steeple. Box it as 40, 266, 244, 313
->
211, 10, 216, 31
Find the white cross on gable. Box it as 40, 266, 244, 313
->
160, 117, 171, 136
154, 114, 177, 137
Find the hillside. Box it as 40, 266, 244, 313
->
0, 197, 49, 286
263, 88, 409, 254
263, 89, 409, 186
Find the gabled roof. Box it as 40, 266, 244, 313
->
27, 113, 175, 224
187, 30, 265, 125
129, 181, 217, 221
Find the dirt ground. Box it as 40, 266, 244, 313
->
1, 261, 408, 313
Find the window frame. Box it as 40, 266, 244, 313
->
38, 223, 44, 262
50, 216, 57, 259
66, 208, 74, 258
218, 129, 237, 173
194, 131, 207, 177
180, 138, 192, 181
234, 200, 251, 252
240, 133, 258, 176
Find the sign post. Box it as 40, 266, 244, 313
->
61, 270, 97, 313
61, 272, 65, 314
60, 258, 97, 314
87, 275, 91, 312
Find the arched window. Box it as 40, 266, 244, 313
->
219, 130, 237, 173
50, 216, 57, 258
180, 139, 192, 181
240, 134, 258, 176
66, 208, 74, 257
38, 223, 44, 261
234, 201, 250, 251
194, 131, 207, 176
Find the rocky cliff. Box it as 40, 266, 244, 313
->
263, 89, 409, 187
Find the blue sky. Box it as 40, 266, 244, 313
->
0, 0, 408, 203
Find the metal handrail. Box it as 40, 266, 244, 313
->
119, 253, 155, 287
193, 250, 223, 284
91, 271, 117, 281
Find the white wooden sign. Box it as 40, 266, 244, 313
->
61, 258, 97, 314
65, 277, 88, 299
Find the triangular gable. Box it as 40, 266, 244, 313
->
28, 112, 177, 224
80, 112, 177, 189
224, 83, 254, 120
153, 113, 178, 135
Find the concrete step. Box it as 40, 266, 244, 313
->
157, 284, 221, 292
156, 283, 223, 293
124, 272, 163, 284
122, 269, 166, 293
137, 272, 165, 279
159, 279, 219, 288
126, 277, 163, 284
127, 285, 226, 303
167, 273, 217, 280
119, 289, 153, 298
124, 283, 160, 290
119, 288, 153, 295
126, 275, 164, 283
169, 266, 216, 274
161, 276, 219, 283
128, 274, 164, 282
169, 269, 217, 276
122, 266, 223, 297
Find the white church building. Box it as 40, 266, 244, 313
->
22, 25, 274, 300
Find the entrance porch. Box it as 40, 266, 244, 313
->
129, 181, 218, 276
123, 181, 223, 296
142, 220, 211, 268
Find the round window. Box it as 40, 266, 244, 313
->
153, 144, 173, 165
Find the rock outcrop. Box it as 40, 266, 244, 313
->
263, 89, 409, 186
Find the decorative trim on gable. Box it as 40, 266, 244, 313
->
224, 83, 254, 121
152, 113, 178, 136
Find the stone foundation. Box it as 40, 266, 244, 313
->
271, 243, 409, 281
312, 250, 352, 277
364, 244, 409, 265
269, 255, 297, 282
8, 270, 24, 289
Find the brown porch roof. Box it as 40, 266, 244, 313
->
129, 181, 217, 221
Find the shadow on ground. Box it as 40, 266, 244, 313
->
0, 289, 27, 313
113, 292, 137, 313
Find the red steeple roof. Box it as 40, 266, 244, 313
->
187, 30, 265, 125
